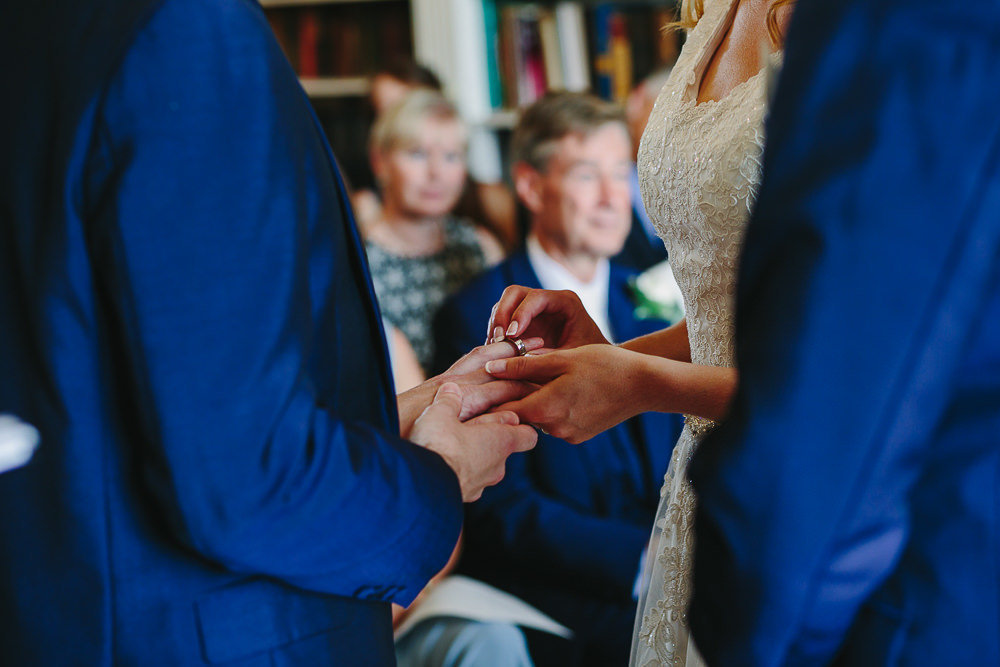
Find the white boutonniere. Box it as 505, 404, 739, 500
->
629, 260, 685, 324
0, 414, 40, 474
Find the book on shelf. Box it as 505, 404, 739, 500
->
555, 1, 589, 93
482, 0, 504, 109
518, 8, 547, 104
593, 9, 632, 103
488, 1, 678, 111
263, 1, 412, 83
537, 10, 563, 91
297, 8, 320, 78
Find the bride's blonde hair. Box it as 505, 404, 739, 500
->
671, 0, 795, 47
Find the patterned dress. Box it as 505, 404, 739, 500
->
630, 0, 781, 664
366, 217, 488, 371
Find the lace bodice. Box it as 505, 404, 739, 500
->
637, 0, 778, 368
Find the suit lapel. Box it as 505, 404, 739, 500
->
505, 251, 544, 291
607, 264, 643, 344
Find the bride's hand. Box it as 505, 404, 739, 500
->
485, 344, 650, 443
485, 286, 609, 351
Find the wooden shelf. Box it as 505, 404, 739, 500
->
300, 77, 371, 98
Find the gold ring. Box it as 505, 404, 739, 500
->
503, 337, 528, 356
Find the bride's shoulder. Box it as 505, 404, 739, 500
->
676, 0, 731, 51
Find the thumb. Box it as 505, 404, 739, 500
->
429, 382, 464, 419
484, 353, 564, 384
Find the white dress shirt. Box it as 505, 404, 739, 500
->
525, 234, 615, 343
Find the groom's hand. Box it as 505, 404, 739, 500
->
410, 383, 538, 502
486, 286, 609, 351
397, 339, 543, 439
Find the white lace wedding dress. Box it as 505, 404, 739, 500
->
629, 0, 780, 664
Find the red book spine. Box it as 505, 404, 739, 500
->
297, 9, 319, 77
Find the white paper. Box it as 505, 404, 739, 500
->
0, 414, 40, 474
395, 575, 572, 641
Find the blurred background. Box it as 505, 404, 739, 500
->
262, 0, 683, 214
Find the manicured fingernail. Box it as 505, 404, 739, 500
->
493, 326, 504, 343
506, 321, 519, 337
524, 337, 544, 350
485, 359, 507, 374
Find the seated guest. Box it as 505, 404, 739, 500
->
352, 59, 444, 231
357, 59, 519, 250
365, 90, 503, 372
432, 92, 685, 667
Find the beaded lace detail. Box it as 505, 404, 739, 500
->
630, 0, 778, 664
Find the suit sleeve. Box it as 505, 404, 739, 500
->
467, 449, 650, 597
436, 290, 649, 596
689, 1, 1000, 664
86, 0, 461, 605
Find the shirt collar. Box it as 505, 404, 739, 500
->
525, 234, 615, 343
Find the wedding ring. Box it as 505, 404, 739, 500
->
503, 337, 529, 356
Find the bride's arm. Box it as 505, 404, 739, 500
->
630, 351, 736, 421
486, 344, 736, 443
620, 319, 692, 363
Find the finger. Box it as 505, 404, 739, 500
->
459, 380, 538, 421
490, 285, 533, 338
508, 424, 538, 453
493, 394, 550, 430
486, 337, 545, 359
506, 289, 579, 340
466, 410, 520, 427
484, 353, 565, 384
423, 382, 463, 421
474, 338, 546, 364
473, 422, 538, 477
446, 338, 545, 377
484, 303, 498, 346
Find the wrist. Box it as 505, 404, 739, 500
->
633, 354, 679, 415
398, 381, 436, 439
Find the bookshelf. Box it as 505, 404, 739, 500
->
260, 0, 680, 184
261, 0, 416, 187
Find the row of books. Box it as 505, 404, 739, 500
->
265, 2, 412, 79
488, 1, 679, 109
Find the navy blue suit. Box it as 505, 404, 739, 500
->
0, 0, 461, 663
434, 252, 683, 665
690, 1, 1000, 665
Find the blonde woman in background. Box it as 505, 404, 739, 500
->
366, 90, 503, 373
483, 1, 794, 664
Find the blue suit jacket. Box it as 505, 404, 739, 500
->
0, 0, 461, 663
434, 253, 683, 647
690, 1, 1000, 665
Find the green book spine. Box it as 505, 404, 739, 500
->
482, 0, 502, 109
